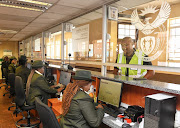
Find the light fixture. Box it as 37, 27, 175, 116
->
0, 0, 52, 12
0, 3, 43, 11
0, 29, 17, 34
17, 0, 52, 7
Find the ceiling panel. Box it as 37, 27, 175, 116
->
0, 34, 15, 38
38, 12, 67, 20
0, 0, 178, 42
33, 18, 57, 24
27, 23, 49, 27
0, 13, 34, 22
111, 0, 154, 12
0, 37, 11, 41
0, 6, 42, 17
69, 18, 90, 26
57, 0, 105, 9
46, 5, 83, 15
81, 11, 102, 21
0, 25, 26, 31
21, 27, 43, 32
0, 19, 29, 26
37, 0, 59, 4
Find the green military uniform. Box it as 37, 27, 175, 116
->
15, 65, 30, 88
60, 90, 104, 128
27, 72, 57, 105
8, 63, 16, 73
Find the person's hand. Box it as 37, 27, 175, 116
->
96, 104, 104, 109
57, 83, 65, 88
57, 87, 64, 92
50, 85, 56, 88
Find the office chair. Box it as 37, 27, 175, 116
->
7, 73, 16, 110
3, 73, 15, 97
14, 76, 40, 127
0, 68, 8, 89
35, 97, 61, 128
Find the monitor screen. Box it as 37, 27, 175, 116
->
98, 79, 123, 108
59, 71, 71, 86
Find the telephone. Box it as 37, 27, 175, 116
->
124, 105, 144, 122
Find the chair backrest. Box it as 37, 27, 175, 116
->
8, 73, 15, 95
3, 68, 8, 83
15, 76, 26, 107
35, 97, 61, 128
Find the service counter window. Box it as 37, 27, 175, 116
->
107, 0, 180, 76
64, 8, 103, 62
32, 33, 43, 60
45, 25, 62, 60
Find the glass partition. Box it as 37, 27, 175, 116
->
32, 33, 43, 60
107, 0, 180, 75
24, 37, 32, 58
44, 25, 62, 60
64, 8, 103, 62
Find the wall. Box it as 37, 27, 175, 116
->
0, 41, 19, 79
0, 41, 19, 58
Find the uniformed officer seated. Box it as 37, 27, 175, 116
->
8, 56, 17, 74
15, 55, 30, 88
26, 60, 64, 105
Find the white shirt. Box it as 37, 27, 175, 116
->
80, 88, 89, 94
35, 70, 43, 76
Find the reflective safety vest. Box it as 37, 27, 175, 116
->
117, 50, 147, 78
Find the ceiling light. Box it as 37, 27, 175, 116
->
0, 29, 17, 34
0, 3, 43, 11
17, 0, 52, 7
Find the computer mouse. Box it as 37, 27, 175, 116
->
122, 123, 132, 128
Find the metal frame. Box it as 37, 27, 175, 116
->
20, 1, 180, 74
102, 5, 107, 75
61, 23, 65, 65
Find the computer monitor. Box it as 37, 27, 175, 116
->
59, 71, 71, 86
97, 79, 123, 108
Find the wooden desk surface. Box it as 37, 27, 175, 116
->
48, 98, 62, 107
52, 105, 63, 116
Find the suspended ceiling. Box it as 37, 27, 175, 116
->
0, 0, 179, 42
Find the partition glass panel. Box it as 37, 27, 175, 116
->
24, 37, 32, 58
64, 8, 103, 62
107, 0, 180, 75
32, 33, 43, 60
44, 25, 62, 60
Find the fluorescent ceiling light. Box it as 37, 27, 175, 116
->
0, 29, 17, 34
0, 3, 43, 11
17, 0, 52, 6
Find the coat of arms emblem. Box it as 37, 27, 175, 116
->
131, 1, 171, 61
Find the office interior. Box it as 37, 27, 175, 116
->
0, 0, 180, 127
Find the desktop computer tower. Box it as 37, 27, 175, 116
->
144, 93, 176, 128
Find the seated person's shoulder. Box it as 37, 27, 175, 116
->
33, 73, 44, 80
73, 90, 91, 101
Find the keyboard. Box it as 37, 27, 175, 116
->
103, 105, 121, 118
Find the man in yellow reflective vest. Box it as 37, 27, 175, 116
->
114, 37, 154, 79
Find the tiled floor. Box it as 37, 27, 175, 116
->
0, 83, 16, 128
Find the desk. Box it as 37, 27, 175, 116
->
48, 98, 126, 128
48, 98, 62, 107
48, 98, 62, 122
